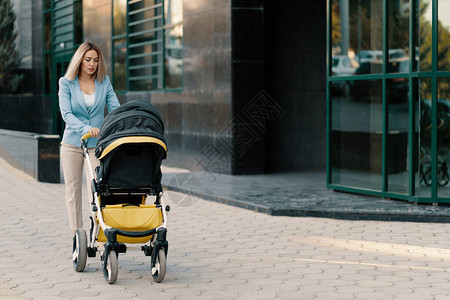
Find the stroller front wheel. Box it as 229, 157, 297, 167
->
103, 249, 118, 284
72, 229, 87, 272
151, 249, 166, 283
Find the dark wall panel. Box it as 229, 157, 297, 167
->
264, 0, 327, 172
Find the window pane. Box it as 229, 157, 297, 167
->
44, 54, 52, 94
415, 0, 432, 71
113, 0, 127, 36
331, 0, 383, 75
113, 39, 127, 91
163, 0, 183, 88
43, 0, 51, 10
387, 78, 410, 194
164, 0, 183, 25
437, 78, 450, 196
44, 12, 52, 51
164, 26, 183, 89
438, 0, 450, 71
83, 1, 112, 76
331, 80, 382, 190
128, 0, 164, 91
417, 78, 432, 197
388, 0, 409, 73
74, 0, 83, 45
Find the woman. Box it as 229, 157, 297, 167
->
59, 42, 120, 233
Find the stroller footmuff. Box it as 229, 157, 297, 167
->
73, 100, 169, 284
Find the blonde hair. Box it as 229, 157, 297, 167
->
64, 42, 107, 82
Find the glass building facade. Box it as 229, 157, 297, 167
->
43, 0, 183, 134
328, 0, 450, 203
8, 1, 328, 179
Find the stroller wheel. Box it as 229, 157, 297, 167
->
438, 170, 450, 186
151, 249, 166, 283
72, 229, 87, 272
103, 250, 118, 284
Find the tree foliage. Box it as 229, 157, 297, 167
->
0, 0, 24, 94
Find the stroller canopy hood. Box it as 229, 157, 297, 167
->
95, 100, 166, 159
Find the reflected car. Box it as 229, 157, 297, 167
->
348, 60, 382, 101
332, 55, 359, 76
389, 49, 406, 60
349, 58, 409, 102
331, 55, 359, 95
355, 50, 383, 63
165, 46, 183, 77
387, 57, 409, 102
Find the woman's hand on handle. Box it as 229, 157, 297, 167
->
88, 127, 100, 138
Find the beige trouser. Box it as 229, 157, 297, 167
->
61, 142, 100, 231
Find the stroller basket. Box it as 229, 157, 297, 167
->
97, 204, 163, 243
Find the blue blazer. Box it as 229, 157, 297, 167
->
58, 75, 120, 148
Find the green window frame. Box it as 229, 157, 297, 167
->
42, 0, 83, 135
327, 0, 450, 204
112, 0, 183, 92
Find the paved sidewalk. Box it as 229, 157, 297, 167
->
2, 158, 450, 299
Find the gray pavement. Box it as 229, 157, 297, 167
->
2, 158, 450, 299
161, 167, 450, 222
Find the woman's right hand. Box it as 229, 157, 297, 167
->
88, 127, 100, 138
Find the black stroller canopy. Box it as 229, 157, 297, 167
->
95, 100, 166, 159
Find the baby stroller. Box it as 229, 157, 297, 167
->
72, 100, 169, 284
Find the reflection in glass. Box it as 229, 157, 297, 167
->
74, 1, 83, 45
44, 12, 52, 51
113, 39, 126, 91
387, 79, 410, 194
164, 26, 183, 89
164, 0, 183, 25
164, 0, 183, 89
331, 80, 382, 190
44, 54, 52, 94
437, 79, 450, 196
438, 0, 450, 71
416, 78, 432, 197
415, 0, 432, 71
113, 0, 126, 36
83, 1, 112, 75
53, 2, 74, 53
331, 0, 383, 75
43, 0, 51, 10
128, 0, 164, 91
388, 0, 409, 73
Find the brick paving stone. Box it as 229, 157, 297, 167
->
237, 290, 277, 299
276, 291, 308, 299
0, 282, 26, 299
19, 288, 61, 298
356, 279, 394, 288
313, 291, 350, 300
4, 159, 450, 299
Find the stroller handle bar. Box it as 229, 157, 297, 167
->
80, 132, 96, 183
81, 132, 92, 145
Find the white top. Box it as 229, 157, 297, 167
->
82, 91, 95, 108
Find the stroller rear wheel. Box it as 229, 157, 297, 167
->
151, 249, 166, 283
72, 229, 87, 272
103, 249, 118, 284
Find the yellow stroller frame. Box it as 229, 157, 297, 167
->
72, 132, 169, 284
